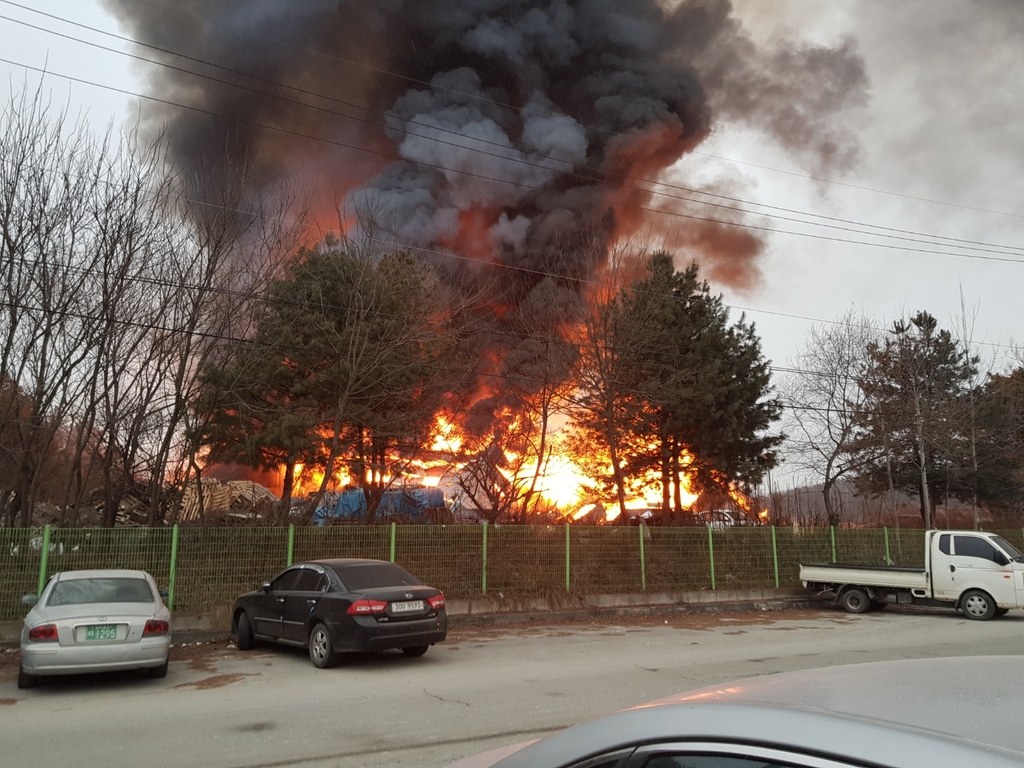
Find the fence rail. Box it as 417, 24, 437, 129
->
2, 525, 1022, 621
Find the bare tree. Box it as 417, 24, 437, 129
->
783, 309, 878, 526
0, 84, 307, 527
0, 88, 122, 525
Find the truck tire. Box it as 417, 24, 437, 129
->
841, 587, 871, 614
961, 589, 997, 621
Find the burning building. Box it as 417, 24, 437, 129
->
104, 0, 867, 522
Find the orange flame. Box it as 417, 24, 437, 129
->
288, 462, 353, 497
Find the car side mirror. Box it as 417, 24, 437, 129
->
994, 552, 1010, 567
159, 589, 170, 600
21, 594, 38, 606
261, 582, 272, 592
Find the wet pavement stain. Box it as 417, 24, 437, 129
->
174, 672, 257, 690
237, 721, 275, 732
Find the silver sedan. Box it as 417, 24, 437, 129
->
19, 569, 172, 689
450, 655, 1024, 768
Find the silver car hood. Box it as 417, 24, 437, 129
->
452, 656, 1024, 768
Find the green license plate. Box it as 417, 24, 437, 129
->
85, 624, 118, 641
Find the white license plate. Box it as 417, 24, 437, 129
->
391, 600, 424, 613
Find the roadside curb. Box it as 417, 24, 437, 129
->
0, 588, 829, 647
448, 595, 829, 628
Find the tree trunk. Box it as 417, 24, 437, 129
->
279, 459, 295, 521
659, 417, 672, 521
912, 389, 933, 528
671, 442, 685, 515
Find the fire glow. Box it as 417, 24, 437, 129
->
278, 411, 764, 524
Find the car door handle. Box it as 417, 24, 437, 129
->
275, 597, 286, 603
306, 599, 317, 605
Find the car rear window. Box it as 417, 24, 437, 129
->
330, 563, 421, 591
47, 577, 154, 606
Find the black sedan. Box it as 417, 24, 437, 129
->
231, 558, 447, 668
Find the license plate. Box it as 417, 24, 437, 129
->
390, 600, 424, 613
85, 624, 118, 641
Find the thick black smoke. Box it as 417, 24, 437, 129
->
103, 0, 865, 405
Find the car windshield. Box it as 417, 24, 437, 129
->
47, 577, 154, 606
331, 563, 421, 591
991, 535, 1024, 562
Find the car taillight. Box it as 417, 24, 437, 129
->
28, 624, 58, 641
346, 599, 388, 615
144, 620, 169, 636
427, 594, 445, 610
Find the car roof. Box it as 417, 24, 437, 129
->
305, 558, 394, 569
493, 656, 1024, 768
52, 569, 154, 581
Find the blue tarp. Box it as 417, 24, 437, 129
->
312, 487, 446, 525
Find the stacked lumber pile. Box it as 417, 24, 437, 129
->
178, 479, 278, 522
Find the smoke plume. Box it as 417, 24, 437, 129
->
103, 0, 866, 401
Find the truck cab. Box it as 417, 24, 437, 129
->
929, 531, 1024, 618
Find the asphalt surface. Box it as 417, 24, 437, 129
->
2, 606, 1023, 768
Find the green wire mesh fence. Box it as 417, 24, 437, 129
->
2, 524, 1022, 621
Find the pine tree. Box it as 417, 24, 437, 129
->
852, 311, 978, 528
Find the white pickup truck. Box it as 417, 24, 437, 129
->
800, 529, 1024, 620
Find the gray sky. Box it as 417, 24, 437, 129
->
2, 0, 1022, 376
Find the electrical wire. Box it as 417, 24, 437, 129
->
2, 5, 1023, 259
1, 295, 920, 426
5, 54, 1024, 272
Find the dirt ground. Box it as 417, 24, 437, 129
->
0, 607, 848, 676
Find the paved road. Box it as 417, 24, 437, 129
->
2, 607, 1023, 768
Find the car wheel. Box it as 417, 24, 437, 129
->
236, 611, 255, 650
308, 622, 338, 669
402, 645, 429, 658
961, 589, 997, 621
18, 667, 38, 689
148, 659, 169, 679
840, 587, 870, 614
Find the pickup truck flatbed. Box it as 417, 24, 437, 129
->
800, 530, 1024, 620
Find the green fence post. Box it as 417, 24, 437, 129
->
771, 525, 780, 588
884, 527, 892, 566
286, 524, 295, 567
481, 522, 488, 596
708, 525, 716, 591
167, 524, 180, 610
390, 522, 397, 563
565, 523, 571, 591
36, 524, 51, 596
830, 525, 837, 563
639, 523, 647, 591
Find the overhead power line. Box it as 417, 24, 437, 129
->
0, 296, 937, 420
2, 4, 1023, 259
4, 55, 1024, 272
